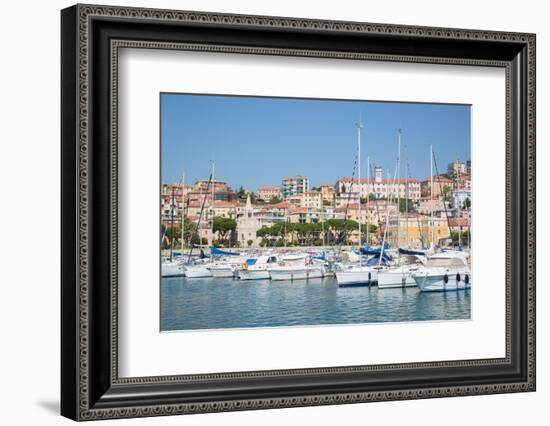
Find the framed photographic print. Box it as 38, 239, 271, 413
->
61, 4, 536, 421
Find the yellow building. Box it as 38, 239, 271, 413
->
386, 213, 450, 247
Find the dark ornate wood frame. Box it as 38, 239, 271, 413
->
61, 4, 536, 421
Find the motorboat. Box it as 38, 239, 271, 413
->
412, 250, 471, 292
237, 254, 279, 280
268, 253, 327, 281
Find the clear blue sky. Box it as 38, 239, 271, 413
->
161, 93, 470, 190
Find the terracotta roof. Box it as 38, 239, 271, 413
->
289, 207, 309, 214
212, 201, 239, 208
269, 202, 290, 208
448, 218, 470, 227
338, 177, 419, 184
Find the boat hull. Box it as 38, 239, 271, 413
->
184, 266, 212, 278
336, 268, 378, 287
414, 272, 471, 292
208, 267, 235, 278
161, 261, 185, 277
238, 269, 270, 280
377, 270, 416, 288
269, 266, 325, 281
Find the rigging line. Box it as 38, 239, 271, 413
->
432, 150, 453, 241
379, 153, 401, 266
187, 173, 213, 264
369, 163, 383, 235
336, 146, 359, 249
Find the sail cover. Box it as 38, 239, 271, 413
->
366, 252, 392, 266
398, 248, 427, 256
360, 243, 390, 255
210, 246, 241, 256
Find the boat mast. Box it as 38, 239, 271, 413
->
406, 155, 410, 248
211, 161, 215, 255
430, 144, 434, 246
379, 167, 397, 267
357, 114, 363, 250
169, 187, 175, 262
397, 129, 401, 248
181, 172, 185, 252
366, 155, 370, 247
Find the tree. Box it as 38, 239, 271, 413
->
325, 218, 358, 245
213, 217, 237, 245
443, 185, 452, 202
247, 239, 254, 247
399, 198, 416, 213
451, 230, 471, 247
237, 186, 246, 199
269, 196, 282, 204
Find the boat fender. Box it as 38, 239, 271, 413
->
465, 274, 470, 284
444, 274, 449, 284
368, 272, 371, 281
456, 273, 461, 282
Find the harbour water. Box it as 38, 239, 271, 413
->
160, 276, 471, 331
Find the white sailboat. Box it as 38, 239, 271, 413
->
161, 259, 186, 277
335, 263, 383, 287
161, 186, 186, 277
335, 116, 381, 287
185, 162, 217, 279
377, 252, 426, 288
207, 248, 249, 278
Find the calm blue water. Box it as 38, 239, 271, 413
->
160, 276, 471, 331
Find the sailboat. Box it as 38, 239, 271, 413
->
184, 162, 216, 278
161, 186, 186, 277
376, 130, 426, 288
207, 247, 248, 278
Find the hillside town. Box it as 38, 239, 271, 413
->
160, 159, 471, 250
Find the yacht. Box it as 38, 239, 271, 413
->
238, 254, 279, 280
268, 253, 327, 281
412, 251, 471, 292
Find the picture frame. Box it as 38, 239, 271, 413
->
61, 3, 536, 421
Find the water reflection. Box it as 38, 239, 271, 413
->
160, 276, 471, 331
